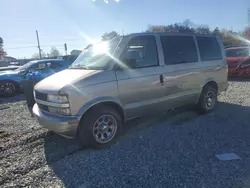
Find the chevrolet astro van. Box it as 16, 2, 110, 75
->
33, 32, 228, 148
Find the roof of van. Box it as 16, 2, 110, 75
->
124, 32, 218, 37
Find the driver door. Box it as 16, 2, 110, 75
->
116, 35, 166, 119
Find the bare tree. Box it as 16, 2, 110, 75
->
50, 47, 60, 58
32, 52, 46, 59
102, 31, 119, 41
0, 37, 7, 60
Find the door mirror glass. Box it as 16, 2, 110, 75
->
19, 70, 27, 74
122, 58, 137, 69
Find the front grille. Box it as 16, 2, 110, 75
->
35, 91, 47, 101
38, 103, 49, 112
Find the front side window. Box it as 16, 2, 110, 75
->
160, 35, 198, 65
47, 62, 63, 69
197, 36, 222, 61
15, 61, 38, 72
120, 35, 158, 68
36, 63, 47, 70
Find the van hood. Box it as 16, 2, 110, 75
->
34, 69, 98, 94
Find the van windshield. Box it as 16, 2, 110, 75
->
69, 37, 122, 70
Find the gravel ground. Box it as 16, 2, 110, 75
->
1, 81, 250, 188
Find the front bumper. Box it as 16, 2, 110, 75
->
33, 103, 80, 138
228, 67, 250, 77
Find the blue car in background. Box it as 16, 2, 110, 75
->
0, 59, 73, 97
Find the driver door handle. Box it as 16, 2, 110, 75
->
159, 74, 164, 85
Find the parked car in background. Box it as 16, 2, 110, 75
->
0, 59, 73, 97
0, 66, 20, 72
9, 62, 21, 66
225, 46, 250, 77
33, 32, 228, 149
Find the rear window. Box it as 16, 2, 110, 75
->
196, 36, 222, 61
226, 48, 250, 58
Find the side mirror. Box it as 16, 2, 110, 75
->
117, 58, 137, 69
19, 70, 26, 74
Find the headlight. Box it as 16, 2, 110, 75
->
48, 107, 71, 116
47, 94, 69, 103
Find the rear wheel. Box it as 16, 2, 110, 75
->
196, 85, 217, 114
77, 105, 122, 149
0, 81, 17, 97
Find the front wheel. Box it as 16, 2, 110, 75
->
196, 85, 217, 114
77, 105, 122, 149
0, 81, 17, 97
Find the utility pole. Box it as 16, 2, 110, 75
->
64, 43, 68, 56
36, 30, 42, 59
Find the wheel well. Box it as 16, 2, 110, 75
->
204, 81, 218, 92
0, 80, 20, 90
80, 101, 125, 123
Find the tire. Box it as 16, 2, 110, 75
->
77, 105, 123, 149
196, 85, 218, 114
0, 81, 17, 97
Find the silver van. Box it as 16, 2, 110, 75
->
33, 33, 228, 148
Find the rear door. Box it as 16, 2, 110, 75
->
116, 35, 166, 119
196, 36, 226, 91
160, 35, 200, 107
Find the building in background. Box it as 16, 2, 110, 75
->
0, 56, 17, 67
70, 50, 82, 56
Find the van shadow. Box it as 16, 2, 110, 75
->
0, 94, 24, 105
43, 102, 250, 188
228, 76, 250, 82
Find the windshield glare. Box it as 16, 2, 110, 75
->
70, 37, 122, 70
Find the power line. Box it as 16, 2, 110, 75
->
6, 44, 65, 50
6, 46, 37, 50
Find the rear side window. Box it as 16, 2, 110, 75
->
196, 36, 222, 61
160, 35, 198, 65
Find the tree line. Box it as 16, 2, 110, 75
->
102, 19, 250, 47
1, 19, 250, 59
0, 37, 7, 59
0, 37, 61, 59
